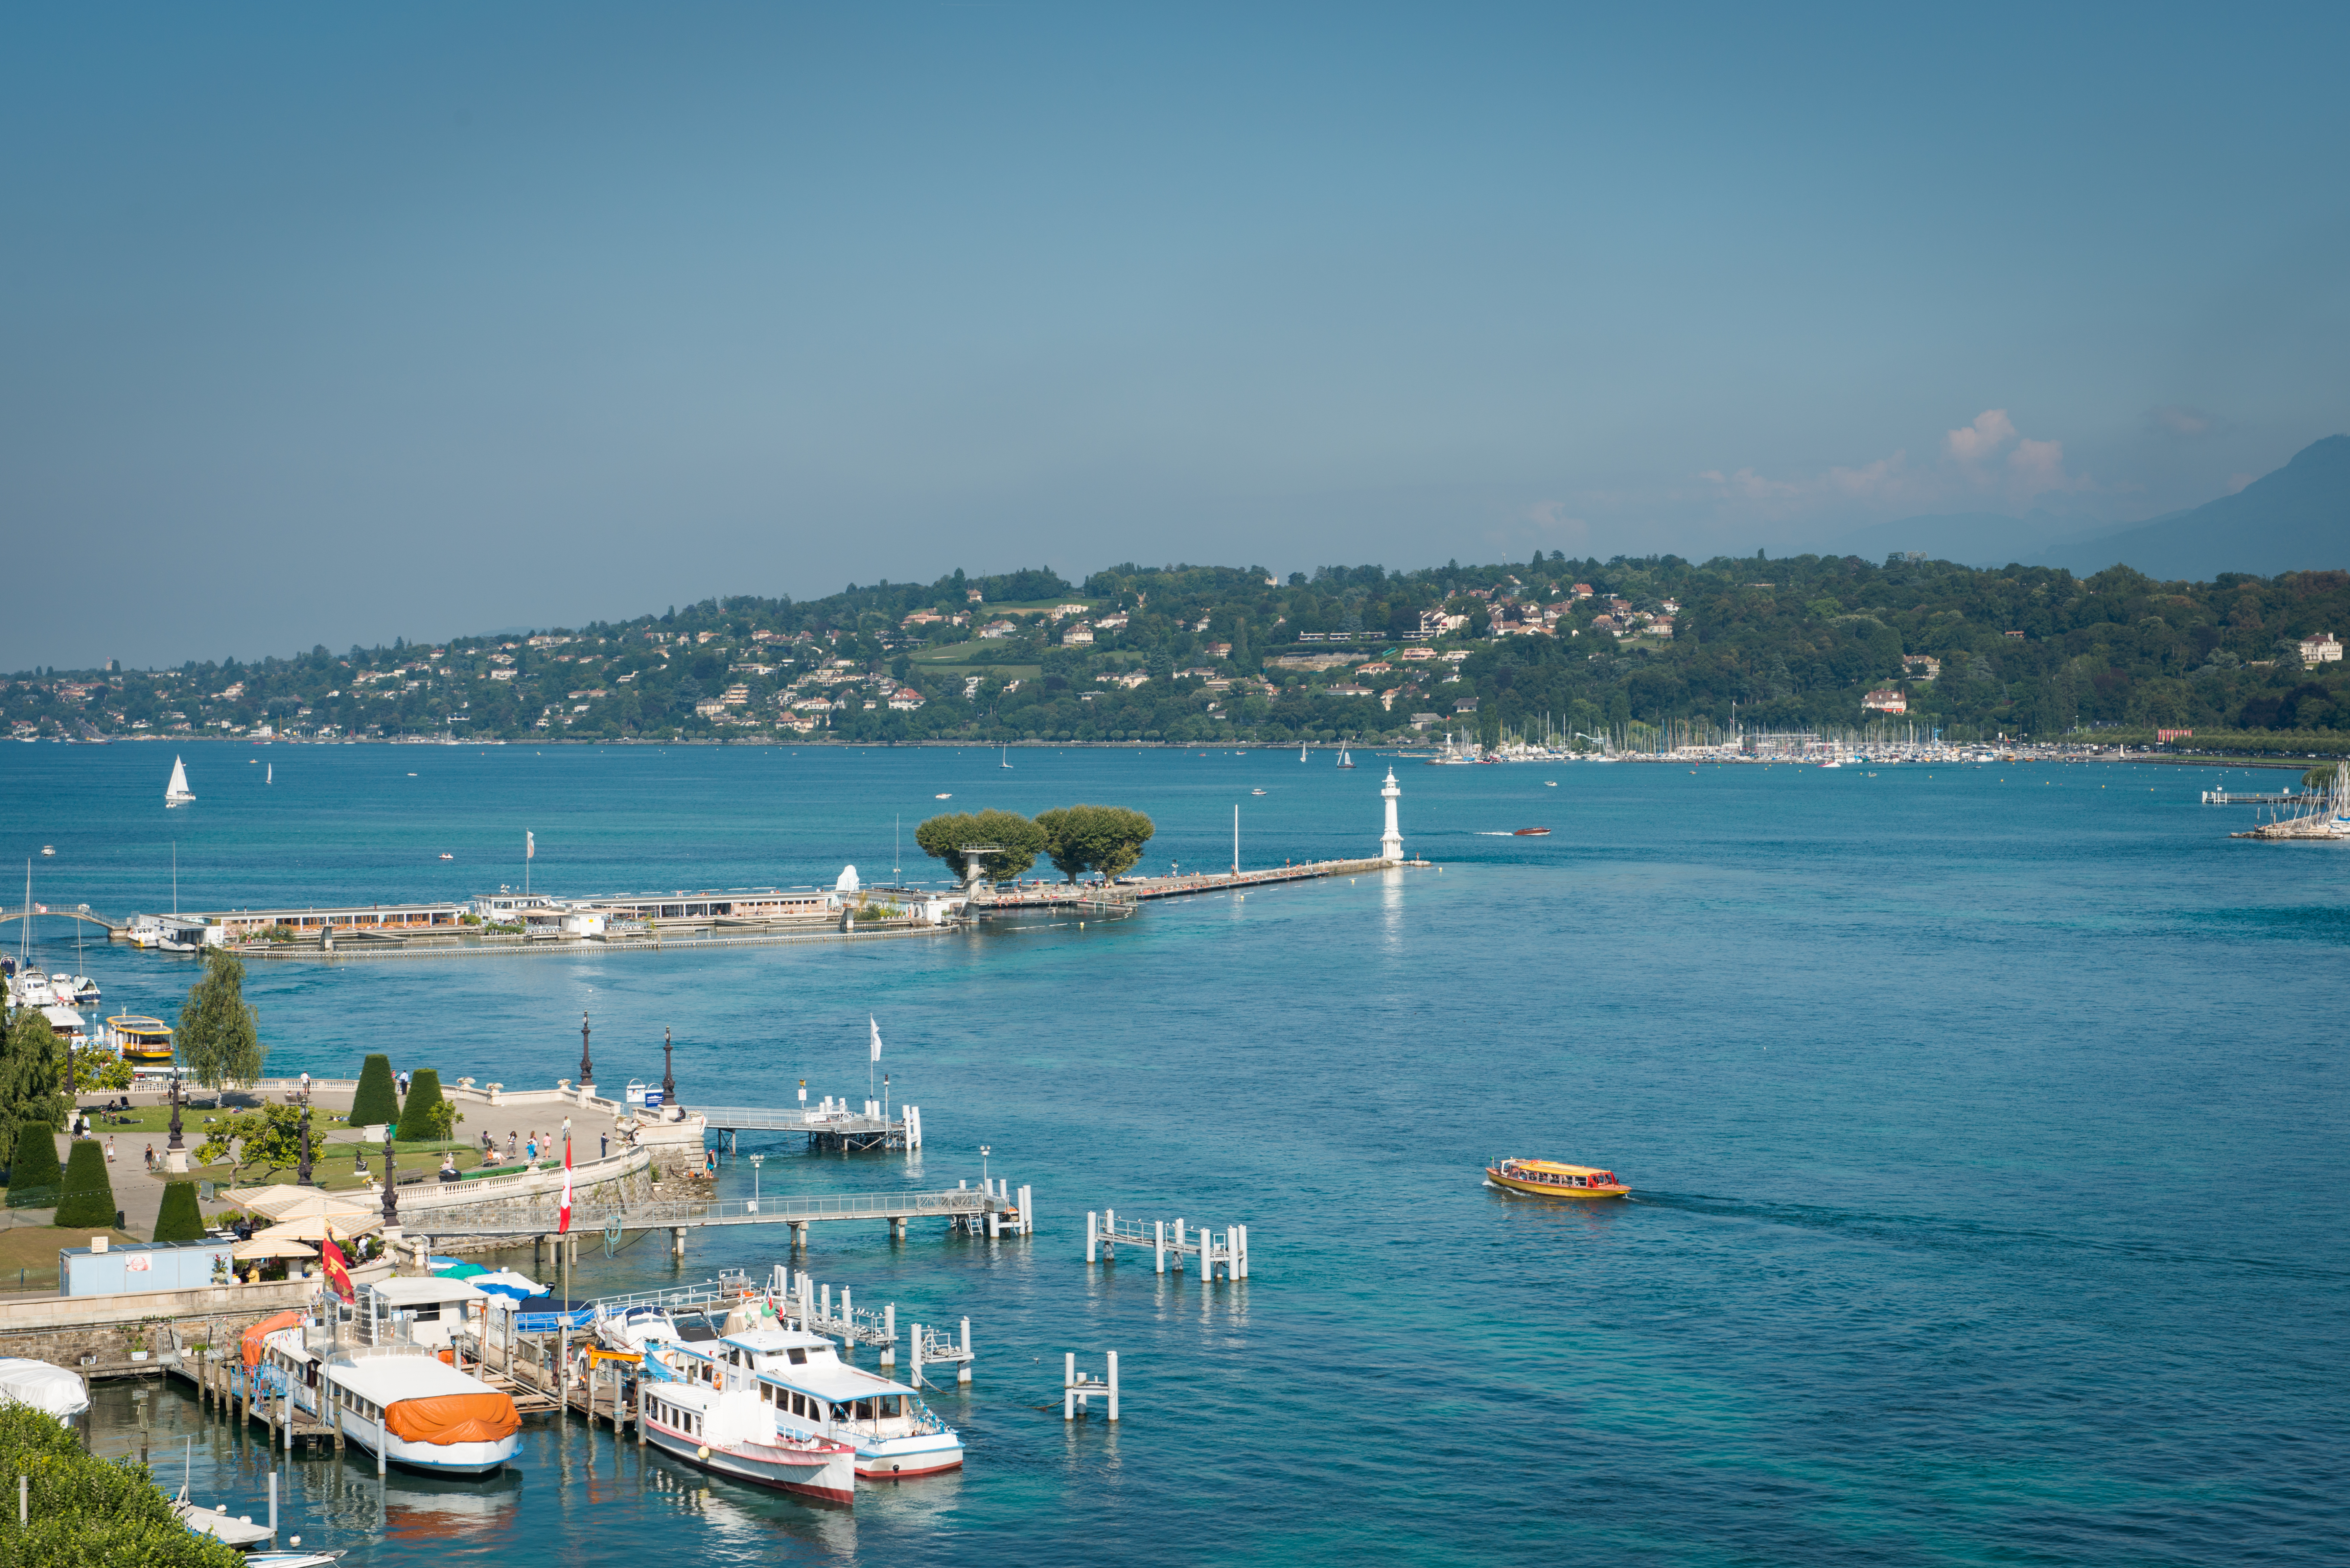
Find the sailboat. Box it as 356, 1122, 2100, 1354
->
1000, 744, 1012, 769
1338, 743, 1355, 769
164, 756, 195, 806
1300, 743, 1308, 762
266, 763, 272, 785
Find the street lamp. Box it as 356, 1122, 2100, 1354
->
980, 1145, 991, 1192
748, 1153, 764, 1213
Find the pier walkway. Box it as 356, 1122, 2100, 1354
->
971, 855, 1413, 912
703, 1103, 922, 1153
414, 1185, 1004, 1250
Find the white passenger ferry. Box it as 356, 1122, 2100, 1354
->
254, 1280, 520, 1476
666, 1326, 962, 1480
638, 1372, 858, 1504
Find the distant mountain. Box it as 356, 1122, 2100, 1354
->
1811, 509, 2105, 569
2038, 434, 2350, 581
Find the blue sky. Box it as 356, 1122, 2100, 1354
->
5, 4, 2346, 668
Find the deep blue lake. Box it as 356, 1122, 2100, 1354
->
10, 740, 2344, 1566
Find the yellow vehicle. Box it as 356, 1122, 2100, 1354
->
106, 1015, 174, 1066
1485, 1157, 1629, 1198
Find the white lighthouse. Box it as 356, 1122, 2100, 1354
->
1380, 767, 1404, 863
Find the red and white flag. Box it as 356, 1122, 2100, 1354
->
558, 1134, 574, 1235
320, 1225, 354, 1304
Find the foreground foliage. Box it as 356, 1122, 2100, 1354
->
0, 1403, 241, 1567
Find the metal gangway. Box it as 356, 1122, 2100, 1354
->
417, 1185, 993, 1254
701, 1099, 923, 1153
1085, 1208, 1250, 1280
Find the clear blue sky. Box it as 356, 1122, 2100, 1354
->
6, 3, 2346, 669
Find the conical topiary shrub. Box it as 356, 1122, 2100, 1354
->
348, 1054, 400, 1130
400, 1069, 447, 1142
52, 1141, 116, 1229
152, 1180, 205, 1244
5, 1124, 61, 1208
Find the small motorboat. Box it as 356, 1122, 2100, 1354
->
39, 846, 53, 857
1251, 788, 1266, 796
1512, 827, 1550, 836
1485, 1158, 1629, 1198
935, 793, 952, 799
439, 853, 454, 860
1545, 780, 1558, 787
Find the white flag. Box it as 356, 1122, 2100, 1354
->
869, 1016, 883, 1063
526, 831, 535, 860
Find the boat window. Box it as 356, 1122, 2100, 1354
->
787, 1349, 807, 1365
791, 1392, 806, 1418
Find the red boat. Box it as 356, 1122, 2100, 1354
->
1512, 827, 1551, 836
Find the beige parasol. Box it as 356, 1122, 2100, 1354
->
226, 1187, 377, 1222
249, 1213, 381, 1247
230, 1235, 319, 1261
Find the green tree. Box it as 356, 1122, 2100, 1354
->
1035, 804, 1157, 881
401, 1068, 449, 1140
152, 1180, 206, 1243
52, 1140, 116, 1228
348, 1053, 400, 1128
0, 1006, 67, 1183
178, 949, 265, 1088
193, 1104, 307, 1178
913, 809, 1050, 882
70, 1041, 132, 1093
6, 1122, 63, 1208
0, 1402, 243, 1566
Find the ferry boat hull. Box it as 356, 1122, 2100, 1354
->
1485, 1160, 1630, 1199
640, 1407, 856, 1504
847, 1431, 964, 1479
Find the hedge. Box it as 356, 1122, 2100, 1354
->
51, 1141, 116, 1230
348, 1054, 400, 1130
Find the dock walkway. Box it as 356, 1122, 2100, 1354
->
973, 856, 1412, 912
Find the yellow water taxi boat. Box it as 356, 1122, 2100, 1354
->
1485, 1158, 1629, 1198
106, 1015, 174, 1066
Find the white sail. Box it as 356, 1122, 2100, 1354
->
164, 756, 194, 804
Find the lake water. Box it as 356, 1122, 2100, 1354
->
10, 741, 2346, 1566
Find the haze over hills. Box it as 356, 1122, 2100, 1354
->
1808, 435, 2350, 579
2037, 435, 2350, 581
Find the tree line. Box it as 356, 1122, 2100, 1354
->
913, 804, 1156, 882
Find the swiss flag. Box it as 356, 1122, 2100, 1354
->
558, 1135, 573, 1235
320, 1227, 354, 1304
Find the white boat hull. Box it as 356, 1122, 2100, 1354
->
643, 1410, 856, 1503
847, 1430, 964, 1479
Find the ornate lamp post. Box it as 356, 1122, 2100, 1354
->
579, 1011, 594, 1090
661, 1027, 676, 1116
381, 1127, 398, 1230
297, 1108, 313, 1187
165, 1076, 186, 1174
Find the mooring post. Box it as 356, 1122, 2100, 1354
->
1155, 1220, 1166, 1273
985, 1210, 998, 1240
1063, 1352, 1076, 1420
283, 1381, 293, 1454
1107, 1352, 1119, 1421
910, 1324, 924, 1388
821, 1282, 831, 1327
377, 1424, 387, 1477
1236, 1225, 1249, 1280
671, 1227, 686, 1263
881, 1303, 895, 1367
1174, 1218, 1186, 1271
1086, 1212, 1097, 1264
958, 1318, 972, 1385
1019, 1185, 1032, 1235
841, 1287, 853, 1340
268, 1472, 277, 1546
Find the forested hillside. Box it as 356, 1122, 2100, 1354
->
7, 554, 2348, 752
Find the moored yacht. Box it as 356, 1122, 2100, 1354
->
667, 1326, 962, 1480
638, 1372, 858, 1504
256, 1281, 520, 1476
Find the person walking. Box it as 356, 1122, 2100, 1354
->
299, 1070, 311, 1103
144, 1144, 155, 1171
104, 1136, 116, 1163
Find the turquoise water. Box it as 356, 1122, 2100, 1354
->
11, 742, 2347, 1565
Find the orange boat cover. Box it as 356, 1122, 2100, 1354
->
241, 1310, 305, 1369
384, 1393, 520, 1446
